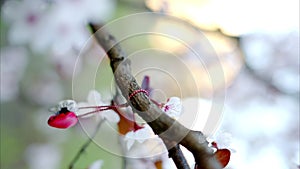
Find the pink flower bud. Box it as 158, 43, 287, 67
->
48, 111, 78, 129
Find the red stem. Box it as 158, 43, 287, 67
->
77, 103, 128, 118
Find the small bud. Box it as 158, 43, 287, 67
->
48, 111, 78, 129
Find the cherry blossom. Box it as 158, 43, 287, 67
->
0, 46, 28, 102
124, 134, 173, 169
1, 0, 47, 47
161, 97, 183, 119
205, 132, 234, 168
48, 100, 78, 129
124, 124, 156, 150
35, 2, 90, 53
47, 91, 122, 129
2, 0, 115, 53
50, 50, 83, 79
140, 75, 183, 119
207, 131, 236, 155
77, 90, 120, 123
24, 73, 64, 106
123, 125, 172, 168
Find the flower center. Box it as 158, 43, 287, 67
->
26, 13, 38, 25
164, 105, 170, 112
58, 107, 70, 114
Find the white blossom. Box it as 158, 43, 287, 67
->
77, 90, 120, 123
24, 73, 64, 106
124, 134, 176, 169
25, 143, 61, 169
161, 97, 182, 119
2, 0, 48, 47
124, 124, 156, 150
0, 46, 28, 102
50, 50, 83, 78
2, 0, 115, 53
208, 131, 236, 153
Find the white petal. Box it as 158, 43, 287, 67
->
167, 97, 181, 103
124, 131, 135, 140
136, 127, 151, 139
88, 160, 103, 169
76, 102, 93, 117
87, 90, 103, 105
127, 139, 135, 150
57, 100, 78, 112
135, 131, 146, 143
101, 110, 120, 123
163, 97, 182, 118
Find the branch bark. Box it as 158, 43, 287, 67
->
163, 139, 190, 169
90, 24, 222, 169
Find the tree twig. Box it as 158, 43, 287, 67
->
90, 24, 222, 169
69, 119, 105, 169
163, 139, 191, 169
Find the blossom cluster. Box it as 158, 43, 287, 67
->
47, 75, 231, 168
2, 0, 115, 53
47, 88, 183, 168
47, 90, 182, 130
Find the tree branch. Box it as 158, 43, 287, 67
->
90, 24, 222, 169
163, 139, 190, 169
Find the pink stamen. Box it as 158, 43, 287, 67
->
164, 105, 170, 112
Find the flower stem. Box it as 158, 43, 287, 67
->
150, 98, 163, 107
69, 119, 105, 169
78, 103, 128, 110
77, 103, 129, 118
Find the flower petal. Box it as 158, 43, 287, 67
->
124, 131, 135, 150
87, 90, 103, 105
126, 139, 135, 150
48, 112, 78, 129
141, 75, 153, 95
57, 100, 78, 113
215, 149, 231, 168
162, 97, 182, 118
101, 110, 120, 123
76, 102, 93, 117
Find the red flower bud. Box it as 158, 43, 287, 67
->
48, 111, 78, 129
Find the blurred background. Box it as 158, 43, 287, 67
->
0, 0, 299, 169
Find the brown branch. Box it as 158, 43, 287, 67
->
163, 139, 191, 169
169, 145, 190, 169
90, 24, 222, 169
